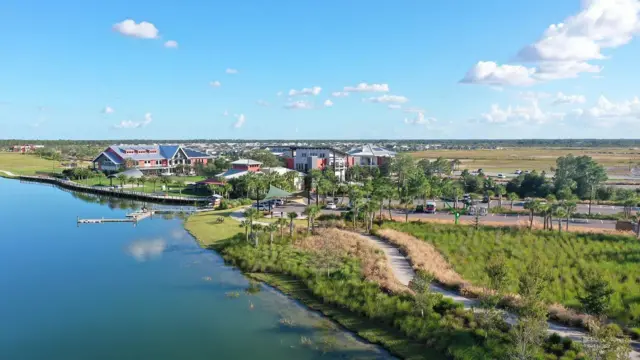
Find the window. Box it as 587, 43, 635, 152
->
301, 153, 307, 157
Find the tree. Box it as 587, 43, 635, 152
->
160, 176, 171, 192
524, 200, 541, 229
408, 271, 440, 318
174, 179, 185, 195
485, 190, 495, 210
275, 218, 288, 239
148, 176, 158, 192
246, 149, 282, 167
303, 205, 321, 233
116, 174, 128, 189
266, 223, 278, 246
95, 171, 106, 185
244, 208, 262, 246
554, 155, 607, 214
511, 260, 550, 360
287, 211, 298, 237
508, 192, 519, 210
582, 319, 631, 360
484, 254, 509, 306
552, 204, 566, 232
578, 270, 614, 317
563, 200, 577, 231
239, 220, 251, 243
139, 175, 147, 191
495, 184, 506, 208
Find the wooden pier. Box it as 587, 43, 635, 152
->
77, 210, 154, 225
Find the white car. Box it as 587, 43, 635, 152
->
515, 169, 522, 175
497, 173, 506, 179
325, 202, 337, 210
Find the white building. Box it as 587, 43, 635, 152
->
347, 144, 396, 167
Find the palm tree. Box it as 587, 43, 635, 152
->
174, 179, 185, 195
303, 205, 321, 233
160, 176, 171, 192
564, 200, 577, 231
553, 204, 566, 232
239, 220, 251, 243
139, 176, 147, 192
495, 185, 506, 208
116, 174, 128, 189
244, 208, 261, 236
148, 176, 158, 192
523, 200, 541, 230
223, 183, 232, 198
485, 190, 495, 210
266, 223, 278, 246
275, 218, 288, 239
507, 192, 519, 209
287, 212, 298, 237
127, 176, 137, 191
96, 171, 106, 185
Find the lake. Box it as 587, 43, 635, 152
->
0, 178, 392, 360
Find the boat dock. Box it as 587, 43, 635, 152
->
77, 210, 154, 225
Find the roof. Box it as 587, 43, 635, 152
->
261, 167, 304, 176
108, 168, 144, 179
290, 146, 349, 156
263, 185, 292, 200
231, 159, 262, 165
183, 148, 210, 158
347, 144, 396, 157
216, 169, 252, 179
94, 144, 211, 163
159, 145, 180, 159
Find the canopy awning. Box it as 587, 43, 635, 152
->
263, 185, 292, 200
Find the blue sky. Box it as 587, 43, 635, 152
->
1, 0, 639, 140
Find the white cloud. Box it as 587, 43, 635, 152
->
331, 92, 349, 97
113, 113, 153, 129
516, 0, 640, 63
460, 61, 537, 86
388, 104, 402, 110
481, 100, 565, 125
404, 112, 436, 126
112, 19, 159, 39
519, 91, 551, 101
102, 106, 114, 114
226, 68, 238, 74
222, 110, 229, 116
343, 83, 390, 93
323, 99, 333, 107
256, 99, 269, 107
210, 80, 221, 87
164, 40, 178, 48
366, 94, 409, 104
288, 86, 322, 96
462, 0, 640, 86
403, 107, 425, 113
576, 95, 640, 121
127, 239, 166, 262
552, 92, 587, 105
233, 114, 246, 128
284, 100, 313, 110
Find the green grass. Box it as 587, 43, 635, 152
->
184, 209, 244, 246
382, 221, 640, 326
0, 152, 64, 175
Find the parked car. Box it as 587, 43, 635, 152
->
252, 202, 269, 211
497, 173, 506, 179
425, 201, 437, 214
515, 169, 522, 175
482, 195, 490, 203
326, 202, 337, 210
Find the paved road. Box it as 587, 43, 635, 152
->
357, 232, 640, 359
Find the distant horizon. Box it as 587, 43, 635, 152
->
4, 138, 640, 143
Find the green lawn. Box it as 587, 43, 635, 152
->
382, 221, 640, 326
0, 152, 64, 175
184, 209, 244, 246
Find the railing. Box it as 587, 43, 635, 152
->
16, 175, 211, 204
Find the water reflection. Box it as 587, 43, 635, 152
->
126, 239, 167, 262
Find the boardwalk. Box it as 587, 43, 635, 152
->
77, 210, 154, 225
16, 175, 211, 205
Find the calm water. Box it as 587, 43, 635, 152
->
0, 178, 392, 360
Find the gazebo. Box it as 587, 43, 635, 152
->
261, 185, 292, 212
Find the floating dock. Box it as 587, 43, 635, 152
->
77, 210, 154, 225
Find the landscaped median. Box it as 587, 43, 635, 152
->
184, 210, 587, 359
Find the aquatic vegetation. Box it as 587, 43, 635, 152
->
225, 291, 240, 298
279, 317, 296, 327
299, 336, 313, 346
244, 281, 261, 295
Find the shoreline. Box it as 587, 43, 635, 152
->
0, 173, 209, 205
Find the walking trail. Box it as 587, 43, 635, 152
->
356, 232, 640, 359
0, 170, 17, 177
225, 209, 638, 358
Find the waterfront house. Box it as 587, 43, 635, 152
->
92, 144, 212, 175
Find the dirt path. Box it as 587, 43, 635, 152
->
355, 232, 639, 359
